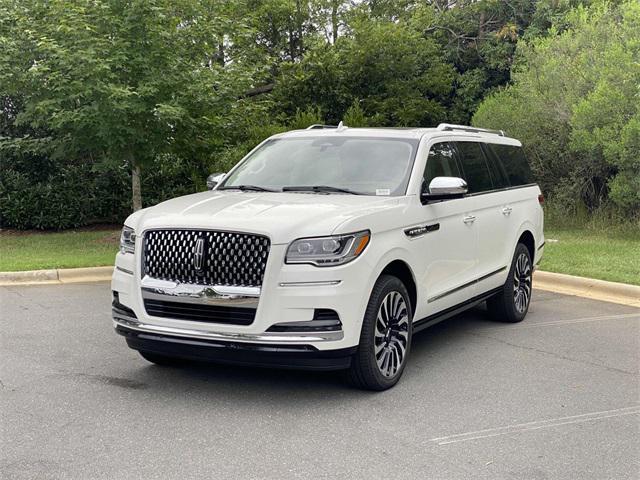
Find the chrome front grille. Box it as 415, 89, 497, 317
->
143, 229, 270, 287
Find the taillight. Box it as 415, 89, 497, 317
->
538, 194, 545, 204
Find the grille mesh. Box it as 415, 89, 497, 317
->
144, 299, 256, 325
143, 229, 270, 287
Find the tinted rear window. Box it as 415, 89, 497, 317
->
482, 144, 511, 189
455, 141, 493, 193
488, 144, 534, 186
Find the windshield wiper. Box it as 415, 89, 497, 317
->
219, 185, 278, 192
282, 185, 363, 195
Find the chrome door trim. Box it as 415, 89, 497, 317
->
427, 266, 507, 303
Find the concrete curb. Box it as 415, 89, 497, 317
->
0, 266, 113, 286
0, 266, 638, 308
533, 270, 640, 308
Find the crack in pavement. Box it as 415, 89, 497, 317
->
468, 332, 638, 376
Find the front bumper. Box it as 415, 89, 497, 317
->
112, 242, 376, 354
115, 322, 355, 371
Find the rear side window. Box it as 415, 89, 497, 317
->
454, 141, 493, 194
482, 144, 511, 189
422, 142, 461, 193
488, 144, 534, 186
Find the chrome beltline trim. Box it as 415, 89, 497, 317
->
112, 314, 344, 343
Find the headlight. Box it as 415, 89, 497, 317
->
285, 230, 370, 267
120, 226, 136, 254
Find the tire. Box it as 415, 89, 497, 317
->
348, 275, 413, 391
487, 243, 533, 323
138, 350, 185, 367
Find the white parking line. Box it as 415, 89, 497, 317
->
508, 312, 640, 329
429, 406, 640, 445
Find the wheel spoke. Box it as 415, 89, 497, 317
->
390, 346, 399, 375
390, 292, 399, 319
377, 311, 387, 330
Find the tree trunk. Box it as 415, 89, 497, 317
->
131, 163, 142, 212
295, 0, 304, 57
216, 34, 225, 66
331, 1, 338, 44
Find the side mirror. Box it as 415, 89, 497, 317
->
421, 176, 468, 203
206, 172, 226, 190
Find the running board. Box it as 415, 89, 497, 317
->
413, 287, 502, 334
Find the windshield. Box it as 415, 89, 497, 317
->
220, 136, 419, 196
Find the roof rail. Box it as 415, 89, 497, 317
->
306, 124, 338, 130
306, 121, 347, 131
437, 123, 505, 137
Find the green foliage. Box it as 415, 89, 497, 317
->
343, 101, 376, 127
273, 17, 456, 125
0, 0, 258, 211
473, 1, 640, 215
2, 0, 637, 229
0, 152, 200, 229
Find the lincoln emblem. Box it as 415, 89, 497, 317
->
193, 237, 205, 271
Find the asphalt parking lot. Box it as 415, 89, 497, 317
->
1, 282, 638, 480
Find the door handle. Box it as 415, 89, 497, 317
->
502, 206, 513, 216
463, 215, 476, 224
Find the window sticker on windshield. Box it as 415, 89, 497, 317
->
376, 189, 391, 196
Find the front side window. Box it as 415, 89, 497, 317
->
220, 136, 419, 196
422, 142, 461, 193
455, 141, 494, 194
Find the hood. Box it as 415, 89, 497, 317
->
131, 190, 401, 244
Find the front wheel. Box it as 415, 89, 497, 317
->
487, 243, 533, 323
348, 275, 413, 391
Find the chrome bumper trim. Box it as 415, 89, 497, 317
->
141, 275, 260, 308
278, 280, 342, 287
116, 266, 134, 275
112, 315, 344, 343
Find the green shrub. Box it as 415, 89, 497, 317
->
473, 1, 640, 217
0, 154, 202, 230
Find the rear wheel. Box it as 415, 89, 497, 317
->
348, 275, 413, 391
487, 243, 532, 323
138, 350, 185, 366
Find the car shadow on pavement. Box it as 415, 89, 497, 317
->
120, 307, 494, 400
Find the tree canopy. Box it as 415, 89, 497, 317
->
473, 1, 640, 215
1, 0, 635, 228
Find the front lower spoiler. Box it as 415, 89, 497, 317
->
115, 324, 355, 371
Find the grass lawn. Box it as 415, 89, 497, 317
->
0, 227, 120, 272
540, 227, 640, 286
1, 224, 638, 286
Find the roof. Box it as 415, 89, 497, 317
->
274, 123, 521, 146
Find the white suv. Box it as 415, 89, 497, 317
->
112, 123, 544, 390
